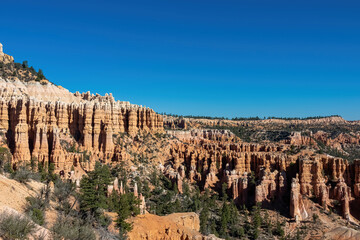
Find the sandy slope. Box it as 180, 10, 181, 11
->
0, 174, 44, 213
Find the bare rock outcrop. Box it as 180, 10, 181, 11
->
164, 129, 360, 222
290, 175, 308, 222
127, 212, 223, 240
0, 71, 163, 171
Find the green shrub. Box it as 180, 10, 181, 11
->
313, 213, 319, 223
97, 227, 119, 240
53, 179, 75, 204
52, 215, 96, 240
11, 166, 33, 183
0, 147, 12, 173
97, 211, 112, 228
28, 208, 44, 226
25, 186, 50, 226
0, 211, 36, 239
273, 219, 285, 237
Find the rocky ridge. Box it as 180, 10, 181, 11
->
0, 47, 163, 176
162, 128, 360, 227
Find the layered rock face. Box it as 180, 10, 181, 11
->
166, 129, 293, 205
164, 129, 360, 223
0, 49, 163, 172
0, 81, 163, 170
164, 115, 351, 130
127, 212, 222, 240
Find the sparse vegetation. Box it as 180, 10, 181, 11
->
0, 57, 51, 83
51, 215, 96, 240
25, 185, 50, 226
162, 113, 341, 121
0, 211, 36, 240
0, 146, 12, 174
11, 165, 40, 183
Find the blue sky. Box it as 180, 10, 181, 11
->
1, 0, 360, 120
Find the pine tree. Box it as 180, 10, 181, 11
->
263, 210, 272, 234
115, 192, 140, 239
79, 162, 112, 214
173, 182, 178, 193
249, 204, 263, 239
199, 205, 210, 234
79, 175, 98, 213
142, 180, 151, 199
29, 66, 36, 75
36, 69, 46, 81
92, 163, 112, 209
295, 229, 301, 240
183, 181, 190, 197
221, 182, 228, 201
228, 201, 240, 237
273, 212, 284, 237
22, 60, 28, 68
191, 187, 201, 212
252, 204, 262, 230
219, 201, 230, 237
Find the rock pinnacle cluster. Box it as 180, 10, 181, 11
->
0, 43, 163, 174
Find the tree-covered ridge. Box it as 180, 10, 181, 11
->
162, 113, 342, 121
0, 58, 48, 83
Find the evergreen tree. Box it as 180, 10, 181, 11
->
29, 66, 36, 75
142, 180, 151, 199
295, 229, 301, 240
244, 208, 251, 235
228, 201, 240, 236
219, 201, 230, 237
173, 182, 178, 193
22, 60, 28, 68
37, 161, 47, 181
114, 192, 140, 239
48, 162, 57, 182
79, 175, 98, 213
79, 162, 112, 214
251, 204, 263, 239
183, 181, 190, 197
36, 69, 45, 81
263, 210, 272, 234
191, 187, 201, 212
252, 204, 262, 230
199, 205, 209, 234
221, 182, 228, 201
209, 218, 218, 237
273, 212, 284, 237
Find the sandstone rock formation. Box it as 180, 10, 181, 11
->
290, 175, 308, 222
0, 43, 14, 64
3, 43, 360, 232
324, 226, 360, 240
0, 49, 163, 174
127, 212, 222, 240
163, 129, 360, 222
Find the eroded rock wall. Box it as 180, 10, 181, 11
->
0, 79, 163, 172
165, 129, 360, 222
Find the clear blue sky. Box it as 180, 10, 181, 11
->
1, 0, 360, 120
